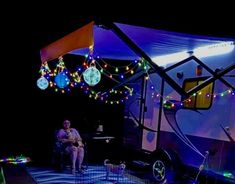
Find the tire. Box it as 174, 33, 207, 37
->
152, 159, 167, 183
149, 149, 182, 183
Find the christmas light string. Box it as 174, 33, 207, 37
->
0, 155, 31, 165
145, 71, 235, 109
37, 54, 136, 104
37, 54, 234, 105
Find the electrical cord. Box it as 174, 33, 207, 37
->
194, 151, 209, 184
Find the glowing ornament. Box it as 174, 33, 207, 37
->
83, 66, 101, 86
73, 72, 81, 83
37, 76, 49, 90
55, 72, 70, 88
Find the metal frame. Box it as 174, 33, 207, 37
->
103, 21, 189, 98
157, 78, 165, 149
95, 20, 235, 149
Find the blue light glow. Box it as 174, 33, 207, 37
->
54, 72, 70, 88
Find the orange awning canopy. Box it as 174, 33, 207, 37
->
40, 21, 94, 63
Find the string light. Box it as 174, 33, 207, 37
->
143, 67, 234, 109
38, 49, 145, 93
37, 52, 233, 106
0, 155, 31, 165
159, 88, 235, 109
223, 172, 234, 179
95, 56, 142, 78
81, 86, 134, 105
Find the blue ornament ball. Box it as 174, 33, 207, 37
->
54, 72, 70, 88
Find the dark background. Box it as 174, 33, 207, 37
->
1, 3, 234, 165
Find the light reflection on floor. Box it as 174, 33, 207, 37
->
27, 165, 150, 184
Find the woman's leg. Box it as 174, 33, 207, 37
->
76, 147, 84, 170
69, 146, 78, 173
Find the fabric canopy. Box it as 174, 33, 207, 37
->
40, 22, 94, 63
40, 21, 235, 63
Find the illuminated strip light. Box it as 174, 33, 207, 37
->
0, 156, 31, 165
152, 51, 190, 66
152, 42, 234, 66
193, 41, 234, 58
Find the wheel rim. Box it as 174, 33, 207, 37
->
152, 160, 166, 182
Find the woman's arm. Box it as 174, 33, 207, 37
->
59, 138, 74, 143
73, 129, 84, 147
57, 129, 75, 143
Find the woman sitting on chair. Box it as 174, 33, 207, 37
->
57, 119, 84, 174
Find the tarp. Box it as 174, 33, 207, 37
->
40, 22, 94, 63
40, 21, 235, 63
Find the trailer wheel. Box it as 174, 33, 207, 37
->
150, 149, 182, 183
152, 159, 166, 183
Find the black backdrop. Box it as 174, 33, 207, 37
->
1, 5, 234, 165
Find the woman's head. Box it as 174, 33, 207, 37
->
63, 119, 71, 129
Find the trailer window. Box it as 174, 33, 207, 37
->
182, 77, 214, 109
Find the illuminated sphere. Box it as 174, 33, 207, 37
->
54, 72, 70, 88
37, 76, 49, 90
83, 66, 101, 86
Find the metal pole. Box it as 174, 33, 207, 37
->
142, 76, 148, 126
157, 78, 165, 149
138, 76, 145, 124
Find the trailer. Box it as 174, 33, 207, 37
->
39, 20, 235, 183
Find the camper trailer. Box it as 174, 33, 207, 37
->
124, 47, 235, 183
39, 20, 235, 183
